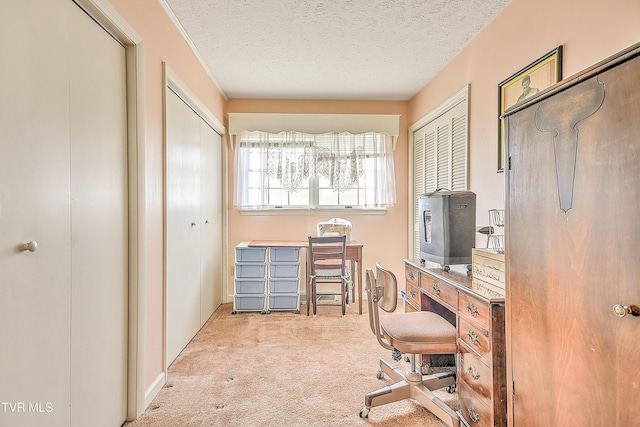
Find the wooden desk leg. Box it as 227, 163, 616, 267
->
350, 260, 356, 306
357, 247, 362, 314
305, 248, 310, 316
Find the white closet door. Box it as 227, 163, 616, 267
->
0, 1, 128, 426
0, 1, 72, 425
68, 3, 128, 426
166, 89, 202, 365
199, 121, 223, 324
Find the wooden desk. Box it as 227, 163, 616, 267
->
249, 240, 363, 315
404, 259, 506, 427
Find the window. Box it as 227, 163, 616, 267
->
409, 86, 469, 257
234, 131, 396, 210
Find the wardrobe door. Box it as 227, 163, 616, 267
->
166, 89, 202, 365
68, 3, 128, 426
0, 2, 72, 425
506, 52, 640, 426
199, 121, 224, 324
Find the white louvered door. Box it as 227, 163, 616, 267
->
411, 100, 468, 258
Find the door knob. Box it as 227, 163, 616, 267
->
20, 241, 38, 252
613, 304, 639, 318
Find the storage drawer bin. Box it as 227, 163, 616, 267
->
269, 262, 300, 278
235, 246, 267, 263
270, 247, 300, 262
268, 294, 299, 310
235, 279, 266, 294
236, 263, 266, 278
234, 294, 265, 311
269, 278, 299, 294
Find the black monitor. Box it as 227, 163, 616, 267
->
419, 190, 476, 270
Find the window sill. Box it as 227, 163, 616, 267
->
237, 207, 387, 216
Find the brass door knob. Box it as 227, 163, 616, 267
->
613, 304, 639, 318
20, 241, 38, 252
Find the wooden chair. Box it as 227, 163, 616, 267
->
307, 235, 349, 317
359, 262, 460, 427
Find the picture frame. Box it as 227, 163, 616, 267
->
497, 46, 562, 172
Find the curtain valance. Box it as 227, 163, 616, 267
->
228, 113, 400, 148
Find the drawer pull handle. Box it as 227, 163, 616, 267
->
432, 284, 441, 295
466, 302, 478, 317
467, 330, 479, 345
408, 271, 415, 280
468, 407, 481, 423
410, 289, 416, 298
468, 365, 480, 380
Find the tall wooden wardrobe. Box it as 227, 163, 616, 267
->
504, 43, 640, 426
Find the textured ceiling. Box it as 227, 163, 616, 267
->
162, 0, 511, 100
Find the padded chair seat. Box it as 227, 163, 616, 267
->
381, 311, 457, 355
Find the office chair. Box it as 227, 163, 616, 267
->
360, 263, 460, 427
307, 235, 349, 317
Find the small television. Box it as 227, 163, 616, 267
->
419, 190, 476, 270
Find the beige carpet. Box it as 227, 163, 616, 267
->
125, 302, 455, 427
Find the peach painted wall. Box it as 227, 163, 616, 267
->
107, 0, 226, 389
225, 99, 410, 295
409, 0, 640, 229
106, 0, 640, 398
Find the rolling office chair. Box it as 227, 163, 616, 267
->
360, 262, 460, 427
307, 235, 349, 317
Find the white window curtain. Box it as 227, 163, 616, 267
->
233, 131, 396, 209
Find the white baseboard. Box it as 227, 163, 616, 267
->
144, 371, 166, 409
228, 293, 365, 304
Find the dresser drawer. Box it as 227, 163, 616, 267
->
459, 317, 490, 361
405, 264, 419, 288
458, 376, 492, 427
459, 341, 492, 400
405, 281, 421, 309
421, 272, 458, 311
459, 292, 490, 329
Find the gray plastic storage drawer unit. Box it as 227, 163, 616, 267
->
235, 279, 266, 294
233, 294, 266, 313
268, 294, 300, 312
269, 278, 299, 294
269, 262, 300, 278
269, 247, 300, 262
235, 246, 267, 263
236, 263, 266, 278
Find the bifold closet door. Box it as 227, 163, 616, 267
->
166, 89, 203, 365
199, 121, 224, 324
68, 2, 128, 426
0, 1, 128, 426
0, 2, 73, 425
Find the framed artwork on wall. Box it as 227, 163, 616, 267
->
497, 46, 563, 172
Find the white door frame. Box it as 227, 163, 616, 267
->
74, 0, 146, 420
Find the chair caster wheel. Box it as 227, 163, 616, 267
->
446, 383, 457, 393
376, 370, 384, 380
359, 407, 370, 418
231, 311, 237, 315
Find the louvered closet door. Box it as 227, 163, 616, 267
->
411, 100, 467, 258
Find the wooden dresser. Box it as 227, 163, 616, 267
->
404, 259, 506, 427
